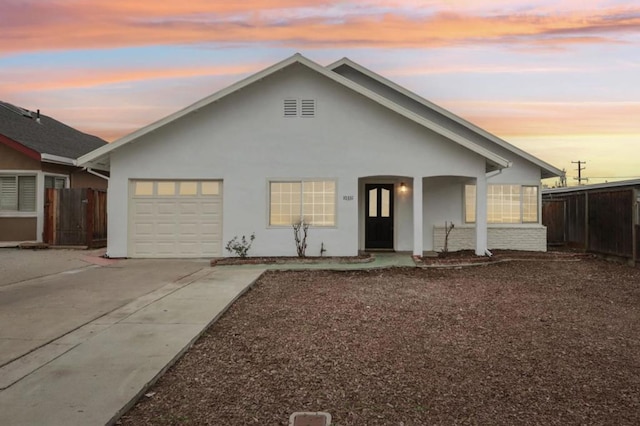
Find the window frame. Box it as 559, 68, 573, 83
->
464, 183, 541, 225
0, 173, 38, 214
44, 174, 68, 190
268, 179, 337, 228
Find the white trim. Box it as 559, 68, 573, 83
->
327, 57, 562, 179
85, 168, 110, 181
41, 153, 76, 166
78, 54, 510, 171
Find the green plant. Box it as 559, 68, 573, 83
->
225, 233, 255, 258
292, 219, 309, 257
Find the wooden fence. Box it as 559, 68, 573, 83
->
542, 188, 638, 262
44, 188, 107, 247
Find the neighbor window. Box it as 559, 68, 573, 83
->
45, 176, 66, 189
0, 175, 36, 212
270, 180, 335, 226
465, 184, 539, 224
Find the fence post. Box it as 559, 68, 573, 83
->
86, 189, 95, 248
584, 192, 589, 251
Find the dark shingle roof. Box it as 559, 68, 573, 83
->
0, 101, 107, 160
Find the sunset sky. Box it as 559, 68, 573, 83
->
1, 0, 638, 185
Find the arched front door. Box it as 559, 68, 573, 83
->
365, 183, 394, 249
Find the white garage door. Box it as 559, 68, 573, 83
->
129, 180, 222, 258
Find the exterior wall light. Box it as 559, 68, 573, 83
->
400, 182, 407, 193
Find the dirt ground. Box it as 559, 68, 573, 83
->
120, 258, 640, 425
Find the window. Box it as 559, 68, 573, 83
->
45, 176, 66, 189
0, 175, 36, 212
133, 181, 221, 197
270, 180, 335, 226
465, 184, 539, 224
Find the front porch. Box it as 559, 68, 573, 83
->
358, 175, 490, 256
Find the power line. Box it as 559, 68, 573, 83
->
571, 160, 588, 185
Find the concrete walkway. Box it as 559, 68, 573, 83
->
0, 266, 264, 426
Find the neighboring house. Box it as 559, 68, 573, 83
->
543, 180, 640, 262
0, 101, 108, 243
79, 54, 562, 259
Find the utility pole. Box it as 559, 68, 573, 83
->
572, 160, 588, 185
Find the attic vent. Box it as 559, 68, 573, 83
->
300, 99, 316, 117
284, 99, 298, 117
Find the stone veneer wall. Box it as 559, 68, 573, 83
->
433, 225, 547, 252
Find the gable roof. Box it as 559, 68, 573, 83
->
327, 58, 563, 179
0, 101, 107, 163
79, 53, 513, 172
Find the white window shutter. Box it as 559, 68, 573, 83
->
18, 176, 36, 211
0, 176, 18, 211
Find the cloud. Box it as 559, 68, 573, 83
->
1, 1, 638, 54
0, 63, 262, 93
444, 100, 640, 136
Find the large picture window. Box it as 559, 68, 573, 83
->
465, 184, 539, 224
270, 180, 335, 226
0, 175, 36, 212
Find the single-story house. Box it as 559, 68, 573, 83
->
543, 179, 640, 262
78, 53, 562, 259
0, 101, 108, 243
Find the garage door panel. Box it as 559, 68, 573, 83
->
134, 202, 155, 215
156, 202, 179, 215
179, 202, 199, 215
156, 223, 177, 236
130, 180, 222, 258
134, 223, 154, 236
178, 223, 198, 235
201, 201, 221, 214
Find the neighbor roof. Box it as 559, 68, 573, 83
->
0, 101, 107, 161
79, 53, 514, 172
543, 178, 640, 195
327, 58, 563, 179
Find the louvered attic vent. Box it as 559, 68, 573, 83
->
283, 99, 316, 117
300, 99, 315, 117
284, 99, 298, 117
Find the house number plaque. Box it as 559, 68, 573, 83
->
343, 195, 354, 201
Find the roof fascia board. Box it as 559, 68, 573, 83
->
328, 58, 561, 177
0, 133, 41, 161
79, 53, 509, 170
41, 153, 76, 166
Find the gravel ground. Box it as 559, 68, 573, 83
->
120, 259, 640, 425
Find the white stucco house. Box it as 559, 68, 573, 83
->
78, 53, 562, 259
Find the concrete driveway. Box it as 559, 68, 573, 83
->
0, 248, 210, 367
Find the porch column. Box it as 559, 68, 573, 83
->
475, 174, 488, 255
413, 177, 423, 256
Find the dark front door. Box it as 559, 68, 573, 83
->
365, 184, 394, 249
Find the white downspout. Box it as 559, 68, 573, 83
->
84, 167, 110, 181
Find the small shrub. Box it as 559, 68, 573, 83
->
225, 233, 255, 258
443, 221, 455, 254
292, 219, 309, 257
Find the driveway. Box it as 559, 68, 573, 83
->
0, 248, 211, 367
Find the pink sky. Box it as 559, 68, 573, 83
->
1, 0, 639, 184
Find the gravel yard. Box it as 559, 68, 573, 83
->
120, 259, 640, 425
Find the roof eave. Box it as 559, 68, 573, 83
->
41, 153, 76, 166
